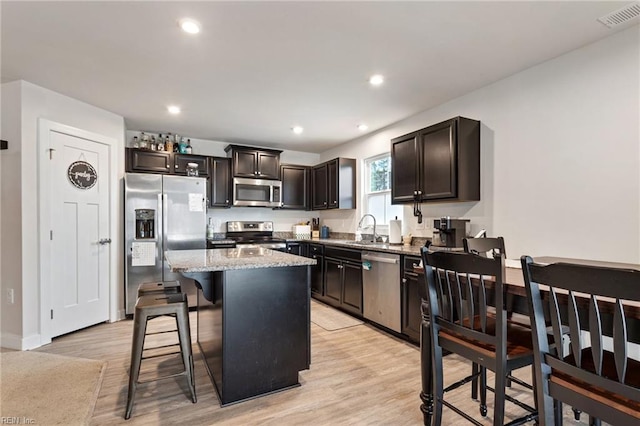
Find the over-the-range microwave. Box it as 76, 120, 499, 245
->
232, 177, 282, 207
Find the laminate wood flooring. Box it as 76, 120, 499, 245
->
33, 311, 594, 425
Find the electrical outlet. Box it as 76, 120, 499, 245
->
7, 288, 14, 304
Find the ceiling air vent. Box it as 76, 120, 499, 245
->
597, 2, 640, 28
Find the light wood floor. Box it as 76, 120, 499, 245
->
33, 307, 593, 425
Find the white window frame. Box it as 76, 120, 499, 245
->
363, 153, 400, 230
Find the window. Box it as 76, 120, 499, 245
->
364, 154, 403, 226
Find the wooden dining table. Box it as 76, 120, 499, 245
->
414, 255, 640, 426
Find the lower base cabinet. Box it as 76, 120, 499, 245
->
401, 256, 422, 343
323, 247, 362, 315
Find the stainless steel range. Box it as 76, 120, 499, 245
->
225, 221, 286, 250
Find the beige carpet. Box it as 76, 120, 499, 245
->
0, 351, 106, 425
311, 300, 364, 331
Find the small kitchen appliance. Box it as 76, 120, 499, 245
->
432, 217, 470, 248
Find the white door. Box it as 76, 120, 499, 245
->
49, 130, 110, 337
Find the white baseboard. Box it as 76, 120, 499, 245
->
1, 332, 42, 350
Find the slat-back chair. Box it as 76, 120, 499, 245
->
463, 237, 507, 399
521, 256, 640, 426
420, 248, 538, 426
463, 237, 506, 258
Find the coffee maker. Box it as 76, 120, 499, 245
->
432, 217, 470, 248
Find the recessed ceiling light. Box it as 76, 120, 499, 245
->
292, 126, 304, 135
179, 18, 201, 34
357, 124, 369, 131
167, 105, 181, 114
369, 74, 384, 86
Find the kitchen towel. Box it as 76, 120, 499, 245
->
389, 219, 402, 244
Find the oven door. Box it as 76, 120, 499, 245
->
233, 177, 281, 207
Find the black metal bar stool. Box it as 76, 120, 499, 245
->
124, 292, 196, 420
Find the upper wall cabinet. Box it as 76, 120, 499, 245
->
209, 157, 232, 208
312, 158, 356, 210
126, 148, 172, 174
279, 164, 309, 210
225, 145, 282, 180
391, 117, 480, 204
125, 148, 210, 177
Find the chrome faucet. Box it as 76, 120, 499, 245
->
358, 214, 377, 243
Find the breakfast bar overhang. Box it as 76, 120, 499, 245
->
165, 247, 316, 406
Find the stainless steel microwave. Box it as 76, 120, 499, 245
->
232, 177, 282, 207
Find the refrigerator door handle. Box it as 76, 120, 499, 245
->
162, 193, 168, 257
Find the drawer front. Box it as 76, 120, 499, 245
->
308, 243, 324, 255
325, 246, 361, 262
403, 256, 421, 272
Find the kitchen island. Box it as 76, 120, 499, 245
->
165, 247, 316, 406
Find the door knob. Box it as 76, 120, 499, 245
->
98, 238, 112, 245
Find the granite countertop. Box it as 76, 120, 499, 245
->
287, 238, 426, 256
165, 248, 317, 272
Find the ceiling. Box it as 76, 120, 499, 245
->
1, 1, 637, 153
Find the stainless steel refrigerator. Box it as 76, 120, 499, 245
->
124, 173, 207, 314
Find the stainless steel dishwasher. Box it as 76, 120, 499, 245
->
362, 251, 401, 332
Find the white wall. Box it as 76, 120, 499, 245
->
1, 80, 125, 349
321, 26, 640, 263
125, 131, 322, 232
1, 81, 24, 345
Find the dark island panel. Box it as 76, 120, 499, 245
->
198, 265, 310, 406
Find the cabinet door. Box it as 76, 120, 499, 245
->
210, 157, 231, 207
402, 271, 422, 342
174, 154, 209, 177
233, 150, 258, 177
327, 159, 338, 209
127, 149, 172, 174
342, 261, 363, 314
257, 152, 280, 179
391, 133, 419, 203
280, 165, 308, 210
310, 253, 324, 296
420, 119, 457, 200
286, 242, 304, 256
311, 164, 328, 210
324, 258, 342, 306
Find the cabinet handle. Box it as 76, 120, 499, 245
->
337, 265, 343, 269
323, 201, 327, 205
166, 165, 170, 169
257, 171, 261, 175
226, 199, 229, 203
414, 190, 417, 195
402, 278, 407, 283
175, 164, 179, 169
417, 190, 422, 195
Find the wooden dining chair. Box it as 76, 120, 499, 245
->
420, 248, 538, 426
521, 256, 640, 426
463, 236, 506, 258
463, 237, 507, 399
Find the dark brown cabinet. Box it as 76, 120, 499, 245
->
323, 247, 362, 315
391, 117, 480, 204
401, 256, 422, 343
285, 242, 307, 256
279, 164, 309, 210
209, 157, 232, 208
308, 244, 324, 298
311, 158, 356, 210
125, 148, 211, 178
225, 145, 282, 180
126, 148, 172, 173
174, 154, 209, 177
